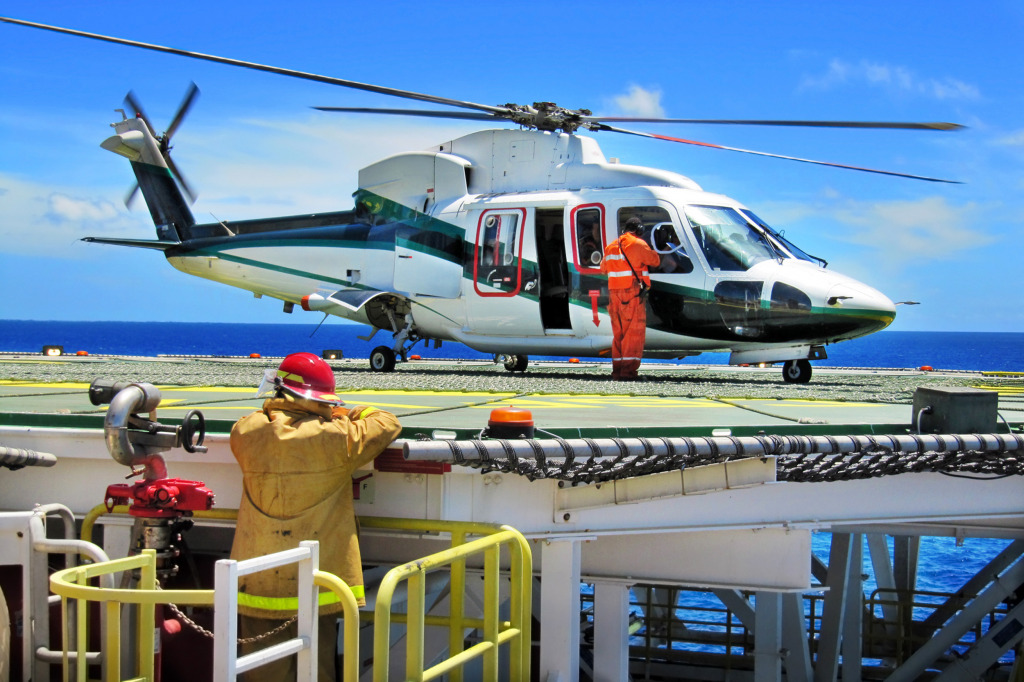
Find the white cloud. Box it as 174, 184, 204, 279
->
830, 196, 990, 261
178, 115, 484, 220
996, 129, 1024, 147
608, 85, 666, 118
801, 59, 980, 101
47, 194, 122, 223
0, 174, 150, 257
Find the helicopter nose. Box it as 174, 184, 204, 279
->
826, 282, 897, 336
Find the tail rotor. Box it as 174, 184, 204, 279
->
123, 82, 199, 207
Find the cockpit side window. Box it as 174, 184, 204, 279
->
617, 206, 671, 236
683, 205, 775, 272
616, 206, 695, 275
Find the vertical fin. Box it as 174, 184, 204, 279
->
101, 113, 195, 242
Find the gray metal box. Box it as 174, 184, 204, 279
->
912, 386, 998, 433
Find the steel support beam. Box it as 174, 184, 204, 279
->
783, 593, 813, 682
921, 539, 1024, 631
934, 599, 1024, 681
815, 533, 853, 682
868, 533, 899, 630
840, 535, 863, 682
886, 556, 1024, 682
755, 591, 782, 682
592, 581, 631, 682
540, 538, 583, 682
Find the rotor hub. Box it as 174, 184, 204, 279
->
502, 102, 593, 134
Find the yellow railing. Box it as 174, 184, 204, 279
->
359, 517, 533, 682
49, 549, 215, 682
72, 507, 532, 681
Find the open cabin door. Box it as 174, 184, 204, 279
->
534, 207, 572, 331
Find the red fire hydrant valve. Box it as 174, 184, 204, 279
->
105, 478, 215, 518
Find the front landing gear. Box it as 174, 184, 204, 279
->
370, 346, 397, 373
782, 359, 812, 384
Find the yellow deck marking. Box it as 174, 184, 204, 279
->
738, 398, 882, 408
470, 396, 723, 409
973, 385, 1024, 395
0, 380, 93, 389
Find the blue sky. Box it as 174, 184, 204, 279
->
1, 1, 1022, 332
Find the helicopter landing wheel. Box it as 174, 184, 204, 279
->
503, 354, 529, 373
370, 346, 397, 373
782, 359, 812, 384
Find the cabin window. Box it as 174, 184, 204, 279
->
571, 205, 605, 272
474, 209, 526, 296
683, 205, 775, 272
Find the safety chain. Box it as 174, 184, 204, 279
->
444, 438, 1024, 485
165, 600, 214, 639
158, 584, 299, 644
237, 614, 299, 645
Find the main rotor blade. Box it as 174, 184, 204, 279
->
0, 16, 506, 116
164, 81, 200, 142
314, 106, 499, 121
596, 124, 962, 184
586, 117, 964, 131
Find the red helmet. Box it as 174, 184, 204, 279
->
260, 352, 341, 404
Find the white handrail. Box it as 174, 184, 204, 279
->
213, 541, 320, 682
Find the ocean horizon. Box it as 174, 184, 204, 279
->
1, 320, 1021, 372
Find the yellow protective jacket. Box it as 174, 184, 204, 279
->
601, 232, 660, 289
229, 395, 402, 617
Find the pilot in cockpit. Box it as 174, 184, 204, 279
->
650, 223, 693, 274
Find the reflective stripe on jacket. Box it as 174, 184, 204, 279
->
601, 232, 660, 289
230, 395, 401, 617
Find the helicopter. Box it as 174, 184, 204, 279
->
1, 17, 964, 383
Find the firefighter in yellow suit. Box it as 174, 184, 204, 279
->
601, 217, 660, 381
230, 352, 402, 681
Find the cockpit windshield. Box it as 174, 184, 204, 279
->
739, 209, 826, 267
683, 205, 776, 272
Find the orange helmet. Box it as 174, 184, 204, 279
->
258, 352, 341, 404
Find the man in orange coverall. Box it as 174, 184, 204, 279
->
601, 216, 661, 381
230, 351, 402, 681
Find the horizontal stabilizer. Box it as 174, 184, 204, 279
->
82, 237, 179, 251
301, 289, 393, 314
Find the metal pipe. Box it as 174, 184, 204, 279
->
401, 433, 1024, 463
103, 382, 162, 469
0, 446, 57, 468
30, 513, 112, 583
32, 503, 77, 549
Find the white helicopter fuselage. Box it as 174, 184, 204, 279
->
103, 120, 895, 374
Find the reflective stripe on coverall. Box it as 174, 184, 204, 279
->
230, 396, 402, 617
601, 233, 660, 380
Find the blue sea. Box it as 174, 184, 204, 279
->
1, 320, 1021, 371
